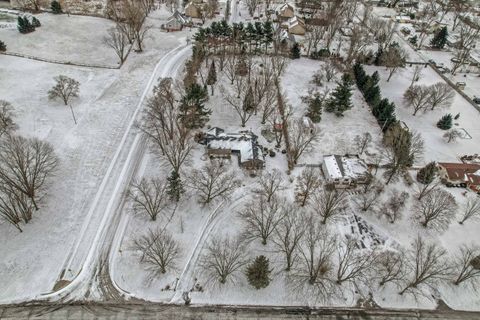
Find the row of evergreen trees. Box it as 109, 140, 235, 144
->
17, 16, 41, 34
353, 63, 396, 131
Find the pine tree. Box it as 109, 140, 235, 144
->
437, 113, 453, 130
246, 255, 271, 289
167, 170, 185, 202
290, 43, 301, 59
305, 94, 323, 123
430, 27, 448, 49
353, 63, 367, 92
31, 17, 41, 28
179, 83, 211, 129
417, 162, 437, 184
0, 40, 6, 52
325, 73, 354, 116
206, 60, 217, 95
373, 98, 396, 130
17, 16, 34, 34
374, 47, 383, 66
51, 0, 62, 14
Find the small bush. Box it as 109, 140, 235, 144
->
17, 16, 35, 34
51, 0, 62, 14
31, 17, 41, 28
437, 113, 452, 130
0, 40, 6, 52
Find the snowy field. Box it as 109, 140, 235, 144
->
0, 8, 190, 303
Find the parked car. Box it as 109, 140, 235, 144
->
451, 57, 461, 63
473, 96, 480, 104
456, 82, 466, 90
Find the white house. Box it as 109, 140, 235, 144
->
322, 155, 370, 189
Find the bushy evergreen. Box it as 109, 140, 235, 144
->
51, 0, 62, 14
167, 171, 185, 202
179, 83, 211, 129
0, 40, 6, 52
305, 94, 323, 123
206, 60, 217, 95
325, 73, 354, 116
430, 26, 448, 49
437, 113, 453, 130
17, 16, 35, 34
31, 17, 41, 28
246, 255, 271, 289
290, 43, 300, 59
417, 162, 437, 184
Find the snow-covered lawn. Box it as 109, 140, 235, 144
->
0, 8, 190, 303
0, 12, 119, 66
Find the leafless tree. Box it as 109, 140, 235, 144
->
133, 229, 180, 275
336, 238, 378, 285
379, 189, 408, 224
451, 47, 472, 75
287, 118, 318, 170
245, 0, 260, 16
188, 161, 241, 204
104, 26, 131, 65
427, 83, 455, 111
239, 194, 287, 245
267, 110, 286, 149
410, 65, 423, 88
353, 132, 372, 155
255, 169, 286, 202
414, 189, 456, 232
272, 207, 305, 271
346, 25, 373, 65
443, 129, 462, 143
403, 85, 430, 116
354, 176, 384, 212
0, 101, 17, 138
380, 45, 407, 82
0, 135, 58, 211
305, 25, 325, 56
452, 244, 480, 286
16, 0, 40, 11
295, 167, 322, 207
222, 80, 255, 127
374, 19, 397, 51
0, 187, 34, 232
48, 75, 80, 105
399, 236, 451, 295
200, 235, 248, 284
129, 178, 172, 221
374, 250, 406, 287
416, 0, 441, 48
459, 197, 480, 224
311, 188, 348, 224
111, 0, 151, 52
289, 215, 337, 299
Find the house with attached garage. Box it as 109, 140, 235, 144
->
322, 154, 370, 189
438, 162, 480, 192
162, 10, 191, 32
197, 127, 265, 171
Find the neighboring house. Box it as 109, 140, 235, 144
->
438, 162, 480, 192
276, 2, 295, 20
162, 10, 191, 31
199, 127, 265, 170
10, 0, 107, 16
322, 155, 370, 189
285, 16, 305, 35
184, 1, 202, 19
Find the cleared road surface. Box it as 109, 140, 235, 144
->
1, 303, 480, 320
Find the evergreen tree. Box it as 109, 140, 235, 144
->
246, 255, 271, 289
430, 27, 448, 49
374, 47, 383, 66
417, 162, 437, 184
325, 73, 354, 116
0, 40, 6, 52
290, 43, 301, 59
262, 21, 273, 53
409, 35, 418, 46
167, 170, 185, 202
31, 17, 41, 28
179, 83, 211, 129
51, 0, 62, 14
437, 113, 453, 130
206, 60, 217, 95
353, 63, 367, 92
17, 16, 34, 34
243, 86, 255, 113
373, 98, 396, 130
305, 93, 323, 123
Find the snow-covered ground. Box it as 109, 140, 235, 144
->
0, 8, 193, 303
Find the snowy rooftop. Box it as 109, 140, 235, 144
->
206, 128, 262, 164
323, 155, 368, 180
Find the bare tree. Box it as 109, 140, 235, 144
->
239, 194, 287, 245
336, 238, 378, 285
0, 187, 34, 232
200, 235, 248, 284
452, 244, 480, 286
0, 100, 17, 138
133, 229, 180, 275
0, 135, 58, 210
354, 176, 384, 212
290, 215, 337, 299
188, 161, 241, 204
414, 189, 456, 231
272, 207, 305, 271
129, 178, 172, 221
104, 26, 131, 65
353, 132, 372, 155
459, 197, 480, 225
427, 83, 455, 111
380, 45, 407, 82
443, 129, 462, 143
416, 0, 441, 48
379, 189, 408, 223
48, 75, 80, 105
399, 236, 451, 295
223, 80, 255, 127
287, 118, 318, 170
346, 25, 372, 65
374, 250, 406, 287
255, 169, 286, 202
245, 0, 259, 16
295, 167, 322, 207
311, 188, 348, 224
410, 65, 423, 87
403, 85, 430, 116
